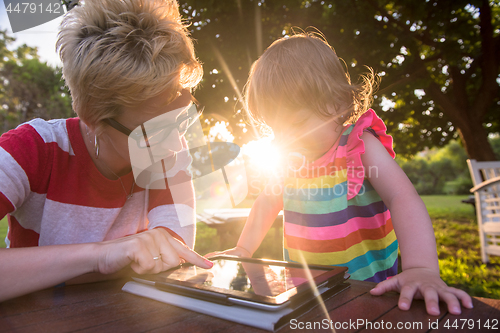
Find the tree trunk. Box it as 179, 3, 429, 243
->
456, 118, 497, 161
426, 71, 497, 162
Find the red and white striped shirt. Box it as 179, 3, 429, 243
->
0, 118, 195, 248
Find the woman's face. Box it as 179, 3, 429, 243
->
103, 89, 194, 169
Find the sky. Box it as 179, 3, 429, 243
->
0, 0, 63, 67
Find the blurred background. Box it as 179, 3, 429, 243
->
0, 0, 499, 298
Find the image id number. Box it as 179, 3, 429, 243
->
6, 2, 63, 14
444, 319, 498, 330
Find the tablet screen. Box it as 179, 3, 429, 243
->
160, 258, 331, 298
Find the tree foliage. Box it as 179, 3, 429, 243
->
181, 0, 500, 160
0, 30, 72, 133
398, 136, 499, 194
398, 140, 472, 194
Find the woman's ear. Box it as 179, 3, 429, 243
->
163, 89, 192, 112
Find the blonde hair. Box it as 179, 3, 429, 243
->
244, 31, 376, 131
57, 0, 203, 134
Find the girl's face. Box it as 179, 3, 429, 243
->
270, 108, 343, 161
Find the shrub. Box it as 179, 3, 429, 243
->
397, 140, 473, 195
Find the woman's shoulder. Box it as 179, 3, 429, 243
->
3, 117, 75, 138
23, 117, 76, 140
1, 118, 79, 154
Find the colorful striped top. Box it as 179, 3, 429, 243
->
283, 109, 398, 282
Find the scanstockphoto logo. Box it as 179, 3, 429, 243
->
3, 0, 78, 33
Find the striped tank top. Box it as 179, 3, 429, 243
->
283, 109, 399, 282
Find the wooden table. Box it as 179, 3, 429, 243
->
1, 279, 499, 332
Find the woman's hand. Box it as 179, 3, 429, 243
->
95, 228, 213, 275
204, 246, 252, 259
369, 268, 473, 315
0, 229, 212, 302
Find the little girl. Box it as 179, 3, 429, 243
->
216, 31, 473, 315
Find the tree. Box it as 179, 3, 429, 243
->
347, 0, 500, 161
0, 31, 72, 133
398, 140, 473, 194
180, 0, 269, 147
180, 0, 499, 160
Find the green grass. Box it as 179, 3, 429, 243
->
1, 194, 498, 299
0, 217, 6, 248
423, 195, 500, 299
421, 195, 476, 219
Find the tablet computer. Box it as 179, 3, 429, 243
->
134, 255, 348, 311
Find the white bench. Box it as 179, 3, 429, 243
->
467, 159, 500, 263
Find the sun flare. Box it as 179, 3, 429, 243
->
241, 136, 283, 175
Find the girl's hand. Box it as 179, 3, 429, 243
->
369, 268, 473, 315
94, 228, 213, 275
204, 246, 252, 259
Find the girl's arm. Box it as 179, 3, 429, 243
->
0, 228, 212, 302
207, 180, 283, 257
236, 187, 283, 256
359, 132, 473, 315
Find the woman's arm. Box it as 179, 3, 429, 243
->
359, 132, 472, 315
0, 228, 212, 302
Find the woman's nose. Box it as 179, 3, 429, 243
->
162, 129, 183, 153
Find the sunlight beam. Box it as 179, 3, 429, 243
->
296, 250, 336, 333
211, 44, 260, 139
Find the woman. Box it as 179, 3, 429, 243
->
0, 0, 212, 302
